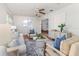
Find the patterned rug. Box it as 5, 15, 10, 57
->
25, 40, 45, 56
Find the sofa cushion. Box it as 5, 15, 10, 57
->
65, 32, 72, 39
53, 34, 66, 50
60, 36, 79, 55
8, 39, 19, 47
17, 45, 26, 56
8, 38, 25, 47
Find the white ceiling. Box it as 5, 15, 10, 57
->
4, 3, 71, 16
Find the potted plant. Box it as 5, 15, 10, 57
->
58, 24, 66, 32
33, 34, 45, 40
36, 34, 45, 39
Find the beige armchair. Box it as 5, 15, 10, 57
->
0, 24, 26, 56
7, 33, 26, 56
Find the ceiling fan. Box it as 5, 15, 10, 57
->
38, 9, 46, 15
35, 8, 46, 17
35, 8, 53, 17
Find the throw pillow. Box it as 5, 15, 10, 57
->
53, 34, 66, 50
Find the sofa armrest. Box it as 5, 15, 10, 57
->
60, 36, 79, 55
45, 43, 66, 56
7, 47, 18, 56
7, 44, 26, 56
69, 42, 79, 56
7, 47, 18, 53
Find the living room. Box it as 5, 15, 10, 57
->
0, 3, 79, 56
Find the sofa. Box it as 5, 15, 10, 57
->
60, 35, 79, 56
69, 42, 79, 56
45, 30, 79, 56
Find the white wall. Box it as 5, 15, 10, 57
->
0, 4, 14, 45
0, 4, 13, 24
0, 4, 8, 24
13, 16, 41, 34
39, 4, 79, 36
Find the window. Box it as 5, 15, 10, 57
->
6, 14, 13, 24
23, 19, 34, 30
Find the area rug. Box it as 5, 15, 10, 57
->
25, 40, 45, 56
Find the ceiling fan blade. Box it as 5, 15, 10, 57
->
39, 9, 45, 11
39, 11, 46, 14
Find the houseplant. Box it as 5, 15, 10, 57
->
36, 34, 45, 39
33, 34, 45, 40
58, 24, 66, 32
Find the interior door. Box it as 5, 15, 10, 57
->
41, 19, 48, 34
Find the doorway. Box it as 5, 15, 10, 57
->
41, 19, 48, 34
